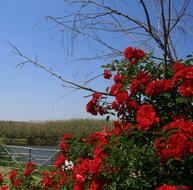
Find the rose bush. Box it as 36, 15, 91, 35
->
0, 47, 192, 189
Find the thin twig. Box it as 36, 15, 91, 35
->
9, 43, 112, 96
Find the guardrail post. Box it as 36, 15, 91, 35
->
29, 148, 32, 162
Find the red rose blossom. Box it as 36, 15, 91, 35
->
124, 47, 136, 60
124, 46, 145, 61
103, 69, 112, 79
130, 71, 150, 94
154, 120, 193, 162
0, 185, 8, 190
115, 91, 129, 104
155, 184, 176, 190
136, 104, 160, 130
86, 100, 97, 115
179, 79, 193, 97
155, 184, 190, 190
110, 83, 123, 95
173, 62, 186, 73
145, 80, 174, 96
54, 154, 66, 168
126, 100, 139, 112
63, 133, 71, 140
8, 170, 17, 181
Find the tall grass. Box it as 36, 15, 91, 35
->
0, 119, 110, 145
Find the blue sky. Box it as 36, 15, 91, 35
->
0, 0, 193, 121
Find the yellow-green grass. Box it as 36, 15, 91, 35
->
0, 165, 10, 175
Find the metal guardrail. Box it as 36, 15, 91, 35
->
0, 144, 59, 167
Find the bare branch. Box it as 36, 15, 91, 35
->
9, 43, 112, 96
140, 0, 152, 34
169, 0, 190, 33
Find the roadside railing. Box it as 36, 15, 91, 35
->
0, 144, 59, 168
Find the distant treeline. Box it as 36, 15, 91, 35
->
0, 119, 110, 145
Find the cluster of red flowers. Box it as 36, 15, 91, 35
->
155, 184, 189, 190
154, 119, 193, 162
6, 162, 36, 189
173, 64, 193, 97
145, 80, 174, 96
71, 158, 104, 190
126, 99, 139, 112
86, 93, 106, 116
42, 170, 68, 190
41, 134, 71, 189
53, 132, 106, 189
55, 154, 66, 169
0, 174, 8, 190
72, 129, 109, 190
84, 46, 192, 188
124, 46, 145, 64
22, 162, 35, 177
53, 130, 109, 190
8, 170, 21, 188
111, 95, 133, 118
55, 133, 71, 169
130, 71, 150, 94
71, 121, 137, 190
136, 104, 160, 131
109, 73, 139, 118
110, 74, 126, 96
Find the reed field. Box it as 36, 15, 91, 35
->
0, 119, 110, 145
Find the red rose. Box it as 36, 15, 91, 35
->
8, 170, 17, 181
173, 62, 186, 73
126, 100, 139, 112
60, 139, 68, 151
54, 154, 66, 168
86, 101, 97, 115
173, 65, 193, 82
155, 184, 190, 190
124, 47, 136, 59
124, 46, 145, 63
111, 100, 119, 111
154, 120, 193, 162
75, 174, 86, 183
136, 104, 159, 130
179, 79, 193, 97
63, 133, 71, 140
115, 91, 129, 104
176, 185, 190, 190
103, 69, 112, 79
114, 74, 126, 83
110, 83, 123, 95
92, 93, 102, 104
90, 156, 103, 175
135, 49, 145, 59
155, 184, 176, 190
12, 179, 21, 187
0, 185, 8, 190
